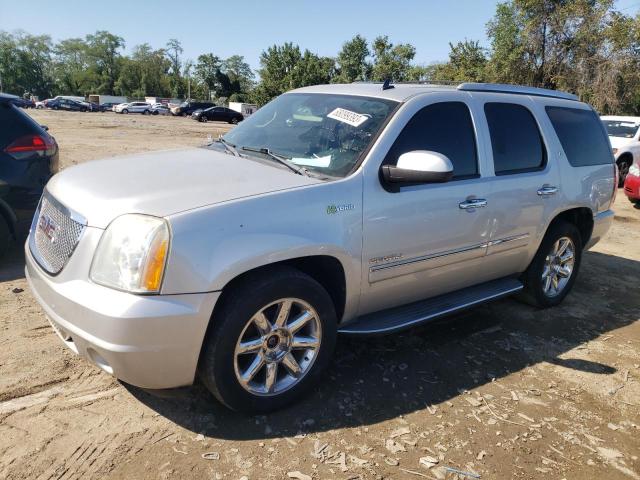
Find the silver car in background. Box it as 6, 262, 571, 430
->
26, 82, 615, 413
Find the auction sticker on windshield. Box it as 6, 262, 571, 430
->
327, 108, 370, 127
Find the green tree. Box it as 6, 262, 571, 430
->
53, 38, 93, 95
85, 31, 124, 94
0, 31, 54, 97
166, 38, 184, 97
430, 40, 488, 82
334, 34, 371, 83
370, 35, 416, 82
222, 55, 255, 93
116, 44, 171, 97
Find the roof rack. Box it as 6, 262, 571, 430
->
457, 83, 578, 101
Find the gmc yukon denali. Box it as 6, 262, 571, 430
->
25, 82, 616, 413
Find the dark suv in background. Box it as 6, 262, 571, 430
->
0, 94, 58, 258
170, 101, 215, 116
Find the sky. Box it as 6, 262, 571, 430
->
1, 0, 640, 71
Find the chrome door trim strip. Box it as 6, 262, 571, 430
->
369, 242, 487, 273
487, 233, 530, 247
369, 233, 530, 273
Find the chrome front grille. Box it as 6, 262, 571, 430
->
29, 192, 86, 275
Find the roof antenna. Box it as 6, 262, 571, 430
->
382, 78, 395, 90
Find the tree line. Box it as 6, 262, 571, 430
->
2, 0, 640, 113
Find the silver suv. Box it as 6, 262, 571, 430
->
26, 82, 616, 412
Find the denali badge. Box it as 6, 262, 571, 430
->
38, 214, 58, 243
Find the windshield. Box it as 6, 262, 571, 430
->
223, 93, 398, 178
603, 120, 640, 138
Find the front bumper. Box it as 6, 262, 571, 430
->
25, 244, 220, 389
585, 209, 615, 250
624, 174, 640, 200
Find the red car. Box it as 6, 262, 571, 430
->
624, 162, 640, 204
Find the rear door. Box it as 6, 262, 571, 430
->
478, 95, 562, 277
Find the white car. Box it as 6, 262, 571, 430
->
601, 115, 640, 186
114, 102, 152, 115
151, 103, 170, 115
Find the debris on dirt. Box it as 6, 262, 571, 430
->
477, 450, 487, 460
419, 456, 439, 469
12, 287, 23, 294
201, 452, 220, 460
385, 439, 406, 453
287, 471, 312, 480
384, 457, 400, 466
390, 426, 411, 438
444, 466, 481, 478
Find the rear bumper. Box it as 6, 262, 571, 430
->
624, 174, 640, 200
25, 245, 220, 389
585, 209, 614, 250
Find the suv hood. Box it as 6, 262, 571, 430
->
46, 148, 321, 228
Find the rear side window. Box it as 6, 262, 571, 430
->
386, 102, 478, 178
485, 103, 545, 175
0, 103, 39, 148
546, 107, 613, 166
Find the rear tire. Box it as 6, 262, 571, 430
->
519, 221, 582, 308
617, 157, 632, 187
199, 266, 337, 413
0, 216, 11, 260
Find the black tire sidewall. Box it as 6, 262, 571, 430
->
0, 216, 11, 259
200, 267, 337, 413
523, 221, 582, 308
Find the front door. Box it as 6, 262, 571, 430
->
360, 95, 495, 315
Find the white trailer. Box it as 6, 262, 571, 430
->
87, 94, 128, 105
228, 102, 258, 117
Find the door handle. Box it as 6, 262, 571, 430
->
537, 186, 558, 196
459, 198, 488, 210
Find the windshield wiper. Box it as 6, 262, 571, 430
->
217, 137, 240, 157
241, 146, 310, 176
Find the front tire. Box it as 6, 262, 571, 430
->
519, 221, 582, 308
122, 109, 129, 114
200, 116, 208, 123
199, 266, 337, 413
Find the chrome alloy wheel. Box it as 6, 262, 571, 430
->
233, 298, 322, 396
542, 236, 575, 297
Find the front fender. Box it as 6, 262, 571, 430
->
163, 178, 363, 319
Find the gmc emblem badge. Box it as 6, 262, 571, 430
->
38, 214, 58, 243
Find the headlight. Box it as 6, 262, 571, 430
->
630, 164, 640, 177
90, 214, 170, 293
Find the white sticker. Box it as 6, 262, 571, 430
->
327, 108, 369, 127
291, 155, 332, 168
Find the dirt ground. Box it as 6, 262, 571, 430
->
1, 109, 639, 480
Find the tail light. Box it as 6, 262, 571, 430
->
4, 134, 56, 160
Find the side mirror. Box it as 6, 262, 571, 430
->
381, 151, 454, 188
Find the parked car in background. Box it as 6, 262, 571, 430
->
623, 161, 640, 204
601, 116, 640, 186
47, 98, 90, 112
35, 99, 51, 109
192, 106, 244, 124
100, 102, 120, 111
0, 93, 58, 258
171, 100, 214, 116
25, 82, 615, 413
114, 102, 152, 114
11, 98, 35, 109
151, 103, 170, 115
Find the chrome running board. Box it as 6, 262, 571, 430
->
338, 277, 523, 335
